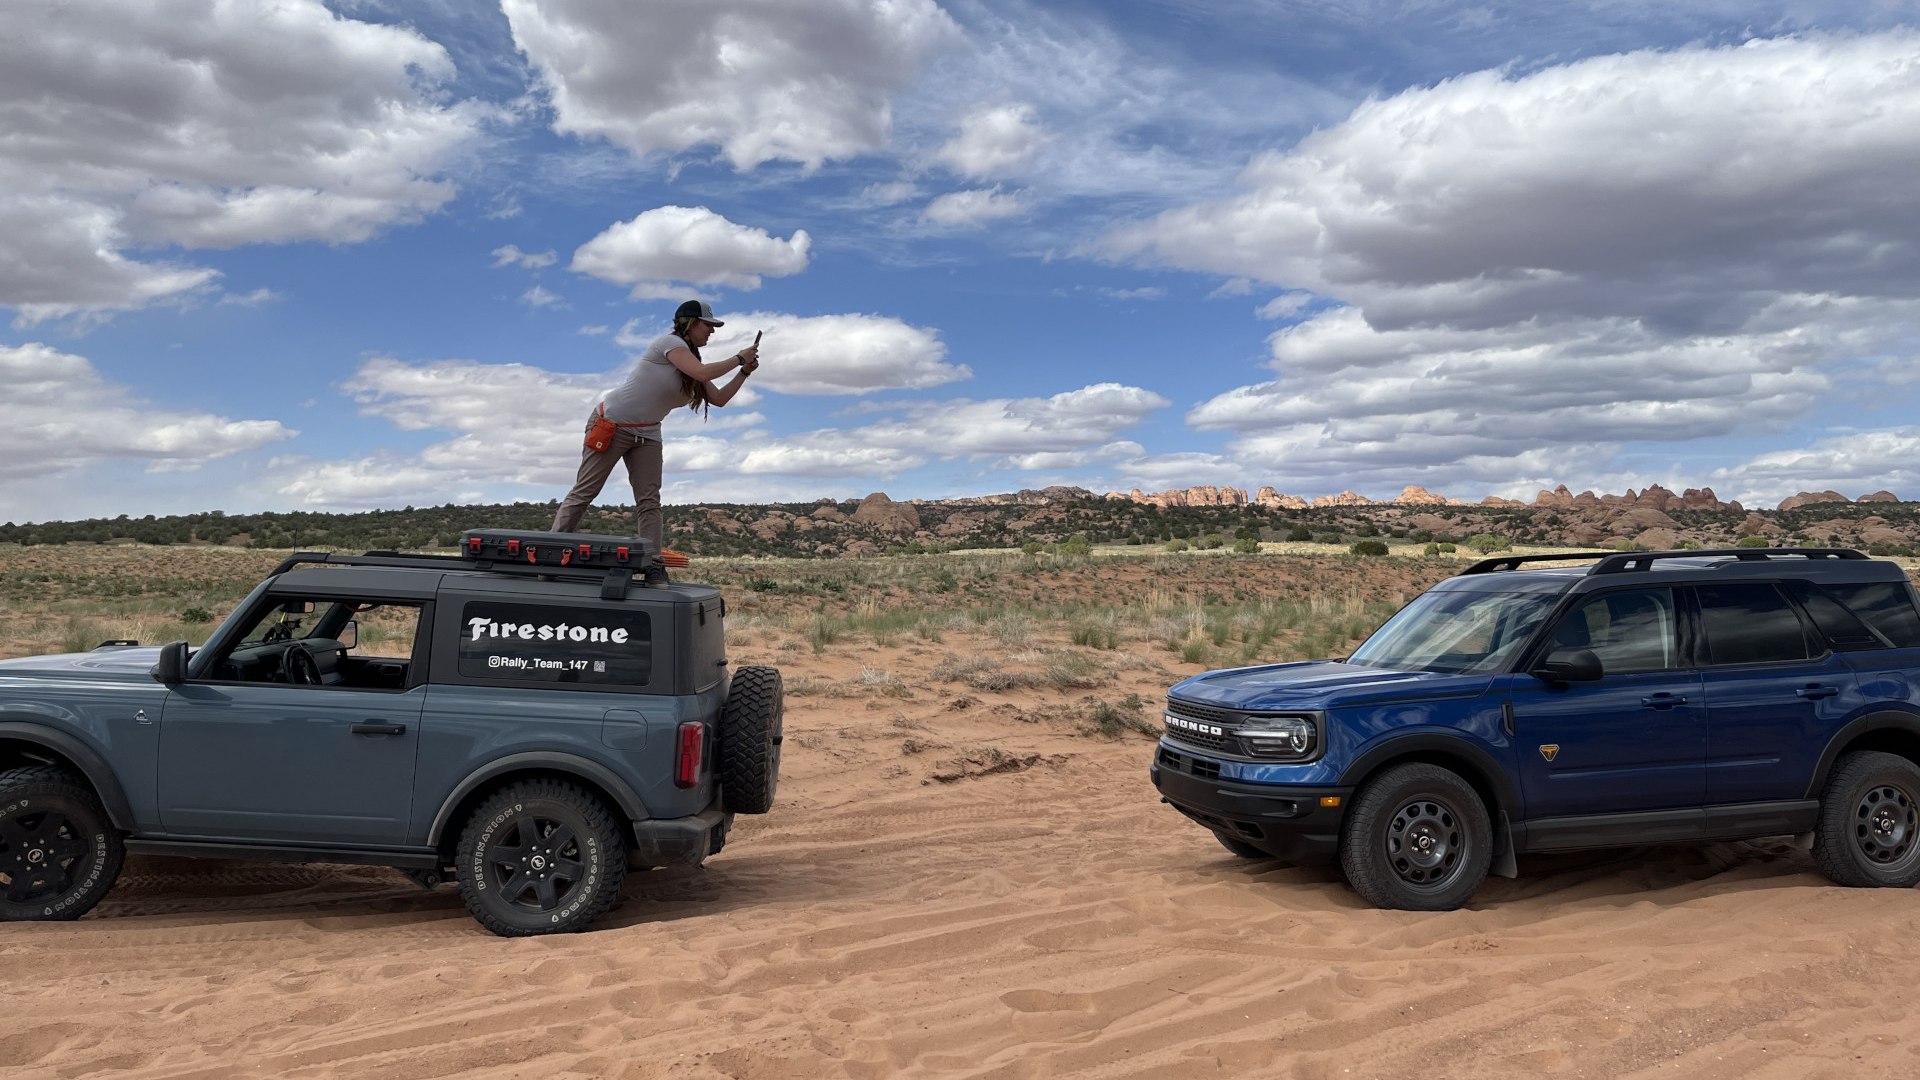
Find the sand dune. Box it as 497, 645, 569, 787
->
7, 648, 1920, 1078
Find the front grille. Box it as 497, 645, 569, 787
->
1166, 698, 1236, 725
1165, 698, 1237, 753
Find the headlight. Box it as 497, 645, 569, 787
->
1234, 714, 1317, 759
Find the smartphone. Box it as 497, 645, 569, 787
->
754, 330, 763, 346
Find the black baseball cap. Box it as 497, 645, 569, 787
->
674, 299, 724, 326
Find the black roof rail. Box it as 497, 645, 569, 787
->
1588, 547, 1869, 575
1460, 552, 1619, 575
267, 550, 644, 600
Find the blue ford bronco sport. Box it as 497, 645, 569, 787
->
1154, 548, 1920, 910
0, 530, 782, 936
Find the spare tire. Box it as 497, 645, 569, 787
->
719, 665, 783, 814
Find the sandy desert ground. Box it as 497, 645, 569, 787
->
6, 550, 1920, 1077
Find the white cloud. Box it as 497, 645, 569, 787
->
503, 0, 962, 171
1095, 33, 1920, 492
0, 342, 293, 481
521, 285, 566, 308
577, 324, 610, 336
1714, 429, 1920, 506
1102, 286, 1165, 301
936, 103, 1047, 178
704, 313, 968, 395
571, 206, 810, 294
860, 181, 921, 206
218, 287, 281, 307
492, 245, 558, 269
274, 354, 1164, 507
0, 0, 484, 322
922, 187, 1027, 228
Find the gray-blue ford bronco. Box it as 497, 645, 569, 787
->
1155, 548, 1920, 910
0, 530, 783, 936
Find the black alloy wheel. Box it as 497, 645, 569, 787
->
1339, 762, 1492, 911
455, 779, 626, 936
0, 766, 125, 922
1813, 751, 1920, 888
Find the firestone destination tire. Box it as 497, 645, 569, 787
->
454, 780, 627, 937
719, 666, 783, 815
0, 766, 125, 922
1339, 763, 1492, 911
1812, 751, 1920, 889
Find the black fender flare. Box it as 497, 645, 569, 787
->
1336, 731, 1521, 818
1804, 709, 1920, 799
0, 721, 136, 830
426, 751, 651, 847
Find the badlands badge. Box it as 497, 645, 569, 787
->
1538, 744, 1560, 762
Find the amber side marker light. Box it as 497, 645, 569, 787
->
1320, 796, 1342, 807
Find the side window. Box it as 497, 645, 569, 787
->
1780, 580, 1886, 652
1825, 582, 1920, 648
1545, 588, 1678, 675
216, 596, 422, 689
1697, 583, 1811, 666
458, 602, 652, 687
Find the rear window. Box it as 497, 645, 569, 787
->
1782, 580, 1885, 651
458, 602, 651, 686
1697, 583, 1810, 666
1825, 582, 1920, 649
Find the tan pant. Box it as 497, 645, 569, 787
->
552, 421, 663, 549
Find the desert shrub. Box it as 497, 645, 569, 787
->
1232, 537, 1259, 554
181, 607, 214, 624
746, 578, 778, 592
1869, 543, 1917, 557
1201, 533, 1224, 549
1423, 542, 1441, 556
1165, 538, 1190, 553
1286, 525, 1312, 542
1045, 651, 1107, 689
1180, 639, 1208, 665
1020, 541, 1043, 555
1070, 621, 1119, 649
1736, 535, 1771, 548
1466, 533, 1512, 554
989, 613, 1033, 646
1437, 542, 1457, 553
1614, 539, 1646, 552
1316, 533, 1343, 544
1086, 695, 1156, 739
1061, 534, 1092, 557
1676, 540, 1701, 550
1348, 539, 1389, 557
931, 569, 958, 593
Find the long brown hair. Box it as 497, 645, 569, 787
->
671, 314, 712, 416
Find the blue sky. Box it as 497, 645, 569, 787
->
6, 0, 1920, 523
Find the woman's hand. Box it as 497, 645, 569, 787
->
735, 342, 759, 370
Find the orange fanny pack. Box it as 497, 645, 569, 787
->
586, 411, 618, 453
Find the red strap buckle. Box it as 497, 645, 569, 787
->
506, 539, 520, 555
525, 546, 537, 564
579, 544, 592, 560
467, 537, 481, 554
616, 546, 628, 562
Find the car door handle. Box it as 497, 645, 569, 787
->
1795, 685, 1839, 699
350, 722, 407, 736
1640, 694, 1687, 710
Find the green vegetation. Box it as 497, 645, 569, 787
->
1348, 539, 1389, 557
1736, 535, 1771, 548
1466, 533, 1513, 554
1232, 537, 1260, 554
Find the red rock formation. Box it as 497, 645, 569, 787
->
1480, 496, 1525, 507
1778, 490, 1850, 511
1393, 486, 1448, 506
1534, 485, 1575, 508
1254, 487, 1309, 509
1313, 490, 1373, 507
1860, 490, 1901, 503
852, 492, 922, 533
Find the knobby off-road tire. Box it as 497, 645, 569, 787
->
1216, 832, 1270, 860
1812, 751, 1920, 889
0, 766, 124, 922
454, 780, 627, 937
1339, 763, 1492, 911
719, 665, 783, 815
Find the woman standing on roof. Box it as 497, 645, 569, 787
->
552, 299, 757, 549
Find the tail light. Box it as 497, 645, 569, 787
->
674, 722, 706, 788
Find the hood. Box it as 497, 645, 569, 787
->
1170, 660, 1494, 711
0, 646, 166, 682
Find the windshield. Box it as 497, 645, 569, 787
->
1347, 588, 1557, 674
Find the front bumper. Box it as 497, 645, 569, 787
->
630, 805, 733, 868
1152, 745, 1351, 863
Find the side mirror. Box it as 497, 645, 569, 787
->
338, 620, 358, 650
1533, 648, 1603, 683
152, 640, 188, 685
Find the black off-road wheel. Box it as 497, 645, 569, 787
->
719, 665, 783, 814
1339, 763, 1492, 911
0, 766, 124, 922
454, 780, 627, 937
1217, 832, 1270, 859
1812, 751, 1920, 889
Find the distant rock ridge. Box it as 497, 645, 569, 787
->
1099, 482, 1903, 515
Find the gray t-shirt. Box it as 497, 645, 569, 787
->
600, 334, 696, 427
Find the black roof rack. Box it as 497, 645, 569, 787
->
267, 550, 644, 600
1460, 552, 1619, 575
1588, 547, 1868, 575
1460, 547, 1872, 577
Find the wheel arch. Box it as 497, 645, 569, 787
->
0, 722, 135, 830
426, 752, 649, 852
1336, 732, 1519, 822
1806, 710, 1920, 799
